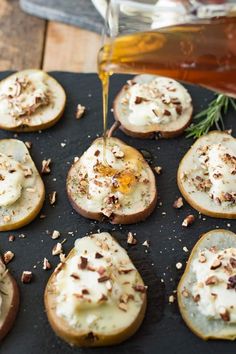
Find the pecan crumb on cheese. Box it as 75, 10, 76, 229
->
123, 77, 191, 126
192, 247, 236, 322
182, 141, 236, 207
0, 72, 50, 119
54, 233, 146, 331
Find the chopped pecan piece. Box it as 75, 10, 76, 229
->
182, 215, 195, 227
219, 308, 230, 322
230, 257, 236, 268
127, 232, 137, 245
210, 259, 222, 270
205, 275, 218, 285
49, 191, 57, 205
41, 159, 51, 174
76, 104, 86, 119
52, 242, 63, 256
3, 250, 14, 264
79, 256, 88, 270
133, 284, 147, 293
227, 275, 236, 290
43, 258, 51, 270
193, 294, 200, 302
21, 271, 33, 284
173, 197, 183, 209
98, 275, 110, 283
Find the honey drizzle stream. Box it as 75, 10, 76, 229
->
101, 71, 110, 163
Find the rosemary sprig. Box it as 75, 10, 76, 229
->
185, 94, 236, 139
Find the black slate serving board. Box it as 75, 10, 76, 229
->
0, 72, 236, 354
20, 0, 104, 33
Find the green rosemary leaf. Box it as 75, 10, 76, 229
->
185, 94, 236, 139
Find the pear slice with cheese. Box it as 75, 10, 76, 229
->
0, 258, 19, 341
113, 75, 193, 139
0, 69, 66, 132
177, 131, 236, 219
44, 232, 147, 347
0, 139, 45, 231
66, 137, 157, 224
178, 229, 236, 340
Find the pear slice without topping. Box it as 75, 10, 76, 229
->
0, 69, 66, 132
113, 75, 193, 139
0, 258, 19, 341
44, 232, 147, 347
66, 137, 157, 224
177, 131, 236, 219
0, 139, 45, 231
178, 229, 236, 340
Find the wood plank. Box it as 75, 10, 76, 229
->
0, 0, 46, 70
43, 22, 101, 73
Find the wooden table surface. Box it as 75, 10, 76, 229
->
0, 0, 101, 72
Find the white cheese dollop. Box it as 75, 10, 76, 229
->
0, 153, 25, 206
207, 144, 236, 203
0, 72, 49, 117
127, 77, 191, 126
54, 233, 145, 330
192, 248, 236, 323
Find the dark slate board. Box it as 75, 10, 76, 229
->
20, 0, 103, 33
0, 72, 236, 354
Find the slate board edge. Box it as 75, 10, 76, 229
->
20, 0, 103, 33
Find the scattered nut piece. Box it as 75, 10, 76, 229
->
118, 302, 128, 312
21, 271, 33, 284
205, 275, 218, 285
43, 258, 51, 270
182, 289, 189, 298
59, 253, 66, 263
3, 251, 15, 264
199, 254, 207, 263
210, 259, 222, 270
52, 242, 63, 256
183, 246, 188, 253
173, 197, 183, 209
182, 214, 195, 227
39, 214, 46, 219
176, 262, 182, 270
74, 156, 79, 163
76, 104, 86, 119
24, 141, 32, 149
51, 230, 60, 239
193, 294, 200, 302
219, 307, 230, 321
168, 295, 175, 303
8, 235, 15, 242
41, 158, 51, 174
154, 166, 162, 175
127, 232, 137, 245
49, 191, 57, 205
3, 215, 11, 223
111, 145, 124, 158
142, 240, 149, 248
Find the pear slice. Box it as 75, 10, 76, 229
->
44, 232, 147, 347
178, 229, 236, 340
0, 69, 66, 132
66, 137, 157, 224
0, 139, 45, 231
0, 258, 19, 341
177, 131, 236, 219
113, 75, 193, 139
